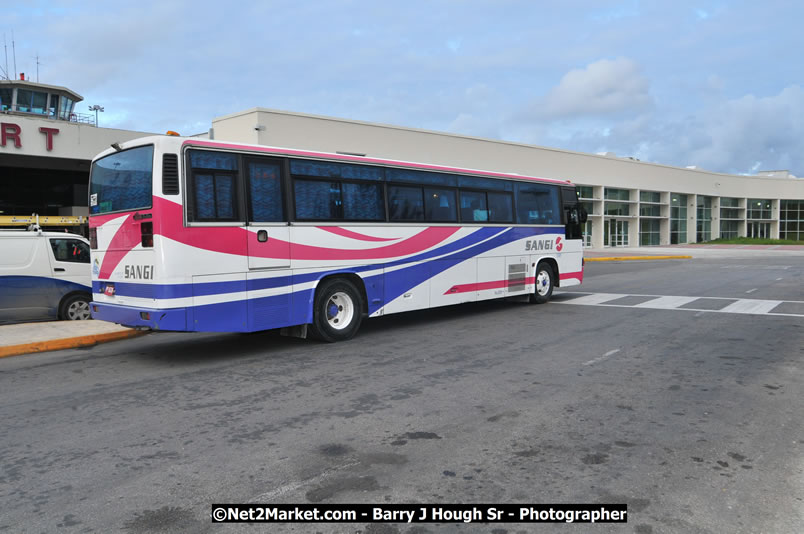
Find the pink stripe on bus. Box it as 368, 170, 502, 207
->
316, 226, 399, 242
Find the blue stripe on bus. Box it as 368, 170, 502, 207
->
93, 226, 557, 328
94, 227, 517, 300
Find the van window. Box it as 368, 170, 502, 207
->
49, 239, 90, 263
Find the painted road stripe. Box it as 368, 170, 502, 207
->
563, 293, 623, 305
718, 299, 782, 315
555, 292, 803, 318
583, 348, 621, 366
634, 296, 698, 309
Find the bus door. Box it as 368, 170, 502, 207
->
242, 156, 292, 331
244, 156, 290, 270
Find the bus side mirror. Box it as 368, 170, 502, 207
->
579, 208, 588, 224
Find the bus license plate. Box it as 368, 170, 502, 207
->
104, 284, 115, 296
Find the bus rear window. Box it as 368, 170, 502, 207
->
90, 145, 154, 214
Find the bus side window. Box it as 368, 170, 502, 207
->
460, 190, 487, 222
247, 160, 284, 222
516, 183, 559, 224
389, 185, 424, 221
187, 150, 241, 222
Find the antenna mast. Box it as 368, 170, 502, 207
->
12, 30, 17, 80
2, 35, 8, 80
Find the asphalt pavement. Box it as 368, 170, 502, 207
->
1, 244, 770, 359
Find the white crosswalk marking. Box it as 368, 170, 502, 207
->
719, 299, 782, 314
555, 292, 804, 318
634, 296, 698, 309
563, 293, 623, 305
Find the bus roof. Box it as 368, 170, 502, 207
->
94, 135, 574, 186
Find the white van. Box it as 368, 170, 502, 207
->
0, 229, 92, 322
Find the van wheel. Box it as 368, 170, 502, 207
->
60, 294, 91, 321
529, 263, 555, 304
309, 278, 363, 342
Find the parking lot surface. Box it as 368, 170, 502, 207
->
0, 251, 801, 533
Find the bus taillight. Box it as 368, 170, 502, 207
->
89, 227, 98, 249
141, 222, 154, 248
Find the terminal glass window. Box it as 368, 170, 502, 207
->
780, 200, 802, 241
578, 186, 595, 199
747, 199, 772, 220
670, 194, 687, 244
639, 219, 660, 246
697, 196, 712, 242
639, 191, 661, 203
720, 220, 739, 239
604, 202, 630, 216
639, 204, 661, 217
604, 188, 631, 201
720, 197, 741, 220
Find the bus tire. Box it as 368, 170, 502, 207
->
309, 278, 364, 342
60, 293, 92, 320
529, 262, 554, 304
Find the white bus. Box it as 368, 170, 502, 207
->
88, 135, 586, 341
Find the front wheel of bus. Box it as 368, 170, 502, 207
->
530, 263, 554, 304
310, 278, 364, 342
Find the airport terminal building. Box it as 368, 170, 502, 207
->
2, 79, 802, 247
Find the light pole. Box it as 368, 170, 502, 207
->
89, 105, 104, 126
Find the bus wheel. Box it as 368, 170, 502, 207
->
309, 278, 364, 342
60, 294, 91, 320
529, 263, 554, 304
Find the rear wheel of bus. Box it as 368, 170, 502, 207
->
530, 262, 555, 304
309, 278, 364, 342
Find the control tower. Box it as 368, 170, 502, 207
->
0, 76, 153, 229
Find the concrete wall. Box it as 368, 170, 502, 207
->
0, 114, 154, 161
212, 108, 804, 201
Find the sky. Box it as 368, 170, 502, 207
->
3, 1, 804, 177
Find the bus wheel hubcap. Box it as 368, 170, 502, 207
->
536, 271, 550, 296
326, 292, 354, 330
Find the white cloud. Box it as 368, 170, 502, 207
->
547, 85, 804, 175
532, 58, 652, 119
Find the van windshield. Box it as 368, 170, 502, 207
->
90, 145, 154, 214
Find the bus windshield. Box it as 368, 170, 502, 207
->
89, 145, 154, 215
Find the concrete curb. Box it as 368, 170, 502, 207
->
0, 329, 147, 359
585, 255, 693, 262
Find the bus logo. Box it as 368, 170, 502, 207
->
525, 239, 554, 251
